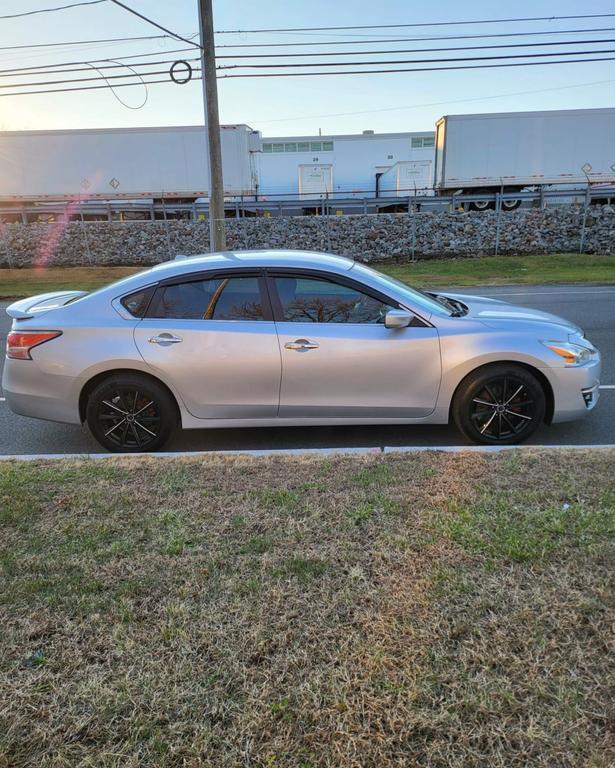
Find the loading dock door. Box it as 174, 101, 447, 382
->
298, 164, 333, 200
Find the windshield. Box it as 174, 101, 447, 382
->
350, 262, 452, 317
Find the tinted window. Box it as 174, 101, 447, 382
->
121, 288, 152, 318
274, 276, 393, 324
150, 276, 264, 320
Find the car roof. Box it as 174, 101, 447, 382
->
148, 249, 355, 278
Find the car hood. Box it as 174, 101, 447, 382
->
443, 292, 583, 335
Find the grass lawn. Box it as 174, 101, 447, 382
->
1, 450, 613, 767
1, 253, 614, 298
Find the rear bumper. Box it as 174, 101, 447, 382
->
546, 357, 601, 424
2, 358, 81, 424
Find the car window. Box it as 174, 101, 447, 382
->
121, 288, 153, 318
274, 276, 393, 324
150, 276, 265, 320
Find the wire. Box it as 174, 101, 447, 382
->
0, 73, 202, 97
0, 0, 106, 20
0, 26, 608, 53
256, 78, 615, 123
0, 67, 196, 90
0, 34, 187, 53
215, 13, 615, 34
3, 53, 611, 95
108, 0, 202, 49
2, 38, 611, 77
218, 54, 615, 78
218, 47, 615, 70
4, 48, 610, 84
83, 59, 148, 109
215, 37, 615, 59
215, 26, 615, 48
0, 55, 199, 78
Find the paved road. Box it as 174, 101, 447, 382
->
0, 284, 613, 455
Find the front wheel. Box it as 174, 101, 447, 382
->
86, 374, 178, 453
452, 365, 545, 445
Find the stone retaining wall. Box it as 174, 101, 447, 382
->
1, 205, 613, 268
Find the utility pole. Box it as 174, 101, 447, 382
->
198, 0, 226, 251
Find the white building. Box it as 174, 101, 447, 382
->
256, 130, 435, 200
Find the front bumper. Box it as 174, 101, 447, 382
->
546, 357, 601, 424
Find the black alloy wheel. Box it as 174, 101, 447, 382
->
453, 365, 545, 445
86, 374, 177, 452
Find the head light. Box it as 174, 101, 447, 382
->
541, 340, 597, 366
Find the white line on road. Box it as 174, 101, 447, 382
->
0, 397, 4, 401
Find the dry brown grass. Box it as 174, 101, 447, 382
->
0, 450, 613, 767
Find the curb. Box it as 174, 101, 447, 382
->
0, 444, 613, 461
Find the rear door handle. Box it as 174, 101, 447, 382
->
149, 333, 183, 346
284, 339, 319, 351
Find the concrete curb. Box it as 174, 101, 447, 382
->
0, 444, 613, 461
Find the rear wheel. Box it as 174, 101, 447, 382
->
469, 197, 493, 211
452, 365, 545, 445
501, 198, 522, 211
86, 374, 177, 453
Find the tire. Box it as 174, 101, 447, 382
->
469, 199, 494, 211
452, 364, 545, 445
501, 198, 522, 211
86, 373, 178, 453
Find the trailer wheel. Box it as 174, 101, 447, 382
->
469, 198, 494, 211
502, 198, 522, 211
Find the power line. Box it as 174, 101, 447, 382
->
0, 67, 196, 91
0, 0, 106, 20
0, 73, 201, 98
0, 34, 181, 53
255, 78, 615, 123
218, 54, 615, 78
215, 13, 615, 34
4, 52, 614, 97
83, 58, 149, 110
108, 0, 202, 49
219, 46, 615, 70
2, 37, 611, 77
0, 26, 611, 54
215, 26, 615, 48
215, 37, 615, 59
4, 46, 611, 83
0, 51, 198, 77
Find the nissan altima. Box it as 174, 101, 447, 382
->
3, 250, 601, 452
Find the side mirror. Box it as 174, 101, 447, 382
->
384, 309, 412, 329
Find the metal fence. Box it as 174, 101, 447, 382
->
0, 185, 612, 265
0, 184, 613, 225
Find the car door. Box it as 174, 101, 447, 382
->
269, 271, 441, 418
134, 271, 281, 419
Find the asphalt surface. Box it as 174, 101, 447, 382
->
0, 284, 613, 455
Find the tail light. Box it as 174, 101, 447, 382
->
6, 331, 62, 360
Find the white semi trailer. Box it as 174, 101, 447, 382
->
434, 107, 615, 210
0, 124, 261, 202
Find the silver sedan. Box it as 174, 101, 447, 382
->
3, 250, 601, 452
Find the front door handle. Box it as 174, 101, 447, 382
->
149, 333, 183, 346
284, 339, 319, 351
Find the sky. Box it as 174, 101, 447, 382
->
0, 0, 613, 137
